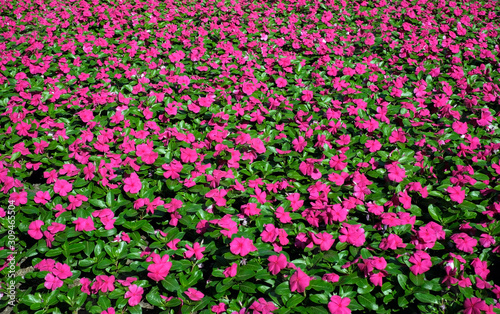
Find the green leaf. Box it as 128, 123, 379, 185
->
428, 205, 442, 222
162, 275, 181, 292
409, 273, 424, 286
308, 280, 333, 293
89, 199, 107, 208
458, 201, 476, 211
240, 281, 256, 293
146, 287, 164, 307
357, 294, 378, 311
287, 294, 306, 308
275, 281, 291, 295
414, 293, 439, 304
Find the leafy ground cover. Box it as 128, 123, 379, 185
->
1, 0, 500, 313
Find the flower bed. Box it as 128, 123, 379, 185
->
1, 0, 500, 313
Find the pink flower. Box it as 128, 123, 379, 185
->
28, 220, 44, 240
301, 90, 314, 102
386, 164, 406, 182
251, 138, 266, 154
44, 273, 63, 290
409, 250, 432, 275
328, 295, 351, 314
452, 121, 468, 134
276, 77, 288, 88
34, 191, 51, 205
147, 255, 172, 282
124, 284, 143, 307
311, 232, 335, 251
464, 298, 488, 314
451, 233, 477, 253
53, 179, 73, 197
230, 237, 257, 256
184, 242, 205, 260
124, 172, 142, 194
180, 147, 198, 163
101, 308, 115, 314
73, 216, 95, 232
268, 254, 287, 275
365, 139, 382, 152
185, 288, 204, 301
79, 109, 94, 122
275, 206, 292, 223
52, 263, 72, 279
323, 273, 340, 283
92, 275, 115, 293
242, 82, 257, 95
447, 186, 466, 204
212, 303, 227, 314
289, 268, 311, 293
223, 263, 237, 278
338, 224, 366, 247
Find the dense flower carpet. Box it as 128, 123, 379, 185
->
1, 0, 500, 313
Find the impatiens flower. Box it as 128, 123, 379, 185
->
44, 273, 63, 291
92, 275, 115, 293
451, 233, 477, 253
447, 186, 466, 204
180, 147, 198, 163
328, 295, 351, 314
53, 179, 73, 197
223, 263, 237, 278
323, 273, 340, 283
124, 172, 142, 194
268, 254, 287, 275
184, 242, 205, 260
28, 220, 44, 240
124, 284, 143, 307
147, 254, 172, 282
289, 268, 311, 293
230, 237, 257, 256
52, 263, 72, 279
212, 303, 227, 314
276, 77, 287, 87
73, 216, 95, 232
338, 224, 366, 247
250, 138, 266, 154
34, 191, 51, 205
185, 288, 204, 301
409, 250, 432, 275
463, 298, 488, 314
242, 82, 257, 95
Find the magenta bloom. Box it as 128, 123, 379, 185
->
53, 179, 73, 197
451, 233, 477, 253
73, 216, 95, 232
223, 263, 237, 278
52, 263, 72, 279
328, 295, 351, 314
230, 237, 257, 256
124, 284, 143, 307
28, 220, 44, 240
44, 273, 63, 291
447, 186, 466, 204
338, 224, 366, 247
464, 297, 488, 314
268, 254, 287, 275
289, 268, 311, 293
180, 147, 198, 163
409, 250, 432, 275
184, 242, 205, 260
185, 288, 204, 301
124, 172, 142, 194
276, 77, 287, 88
